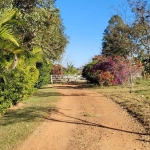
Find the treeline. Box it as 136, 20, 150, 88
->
0, 0, 68, 115
83, 0, 150, 86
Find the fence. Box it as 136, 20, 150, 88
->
50, 74, 85, 84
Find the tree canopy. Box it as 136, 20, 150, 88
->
0, 0, 68, 61
102, 15, 134, 57
0, 0, 68, 114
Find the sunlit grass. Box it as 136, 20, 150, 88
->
0, 85, 60, 150
96, 78, 150, 130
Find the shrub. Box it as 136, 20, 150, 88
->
35, 61, 52, 88
7, 66, 39, 105
0, 65, 39, 114
51, 64, 63, 75
99, 71, 114, 86
0, 90, 12, 115
82, 55, 142, 86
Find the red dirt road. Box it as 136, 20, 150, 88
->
18, 84, 150, 150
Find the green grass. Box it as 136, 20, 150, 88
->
95, 79, 150, 130
0, 85, 60, 150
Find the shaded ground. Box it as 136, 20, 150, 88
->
18, 84, 150, 150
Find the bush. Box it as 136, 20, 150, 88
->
35, 61, 52, 88
0, 65, 39, 114
99, 71, 114, 86
7, 66, 39, 104
82, 60, 98, 84
51, 64, 63, 75
0, 90, 12, 115
82, 55, 142, 86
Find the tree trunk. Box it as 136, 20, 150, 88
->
9, 54, 18, 70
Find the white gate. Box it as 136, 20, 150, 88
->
50, 75, 84, 84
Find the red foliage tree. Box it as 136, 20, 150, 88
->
51, 64, 63, 75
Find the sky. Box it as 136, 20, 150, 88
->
55, 0, 130, 68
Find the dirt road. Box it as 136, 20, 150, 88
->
19, 84, 150, 150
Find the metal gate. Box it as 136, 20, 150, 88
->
50, 75, 85, 84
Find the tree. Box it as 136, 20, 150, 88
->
0, 0, 68, 61
12, 0, 56, 12
12, 0, 68, 61
102, 15, 134, 57
31, 7, 68, 60
64, 63, 79, 75
127, 0, 150, 73
0, 1, 68, 114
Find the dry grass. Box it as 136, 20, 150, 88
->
96, 79, 150, 131
0, 85, 60, 150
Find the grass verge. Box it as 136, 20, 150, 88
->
95, 79, 150, 131
0, 84, 61, 150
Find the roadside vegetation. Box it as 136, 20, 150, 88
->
0, 85, 60, 150
82, 0, 150, 132
0, 1, 67, 148
95, 78, 150, 131
0, 0, 150, 149
0, 0, 68, 115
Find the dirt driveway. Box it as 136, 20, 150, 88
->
19, 84, 150, 150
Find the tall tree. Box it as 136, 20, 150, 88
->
128, 0, 150, 51
0, 0, 68, 61
128, 0, 150, 72
102, 15, 133, 57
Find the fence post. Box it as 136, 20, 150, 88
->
75, 74, 77, 82
51, 75, 53, 84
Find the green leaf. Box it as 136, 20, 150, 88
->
0, 25, 19, 46
0, 9, 18, 26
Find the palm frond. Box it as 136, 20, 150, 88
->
0, 9, 17, 26
0, 25, 19, 46
0, 41, 23, 54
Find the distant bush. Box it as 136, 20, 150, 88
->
82, 55, 142, 86
51, 64, 63, 75
63, 63, 79, 75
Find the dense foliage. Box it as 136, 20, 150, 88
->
35, 61, 52, 88
0, 1, 68, 115
82, 55, 143, 86
102, 0, 150, 74
102, 15, 132, 57
63, 63, 79, 75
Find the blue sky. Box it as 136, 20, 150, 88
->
55, 0, 130, 68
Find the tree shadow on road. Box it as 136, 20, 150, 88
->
0, 106, 56, 126
53, 83, 94, 89
44, 109, 150, 137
